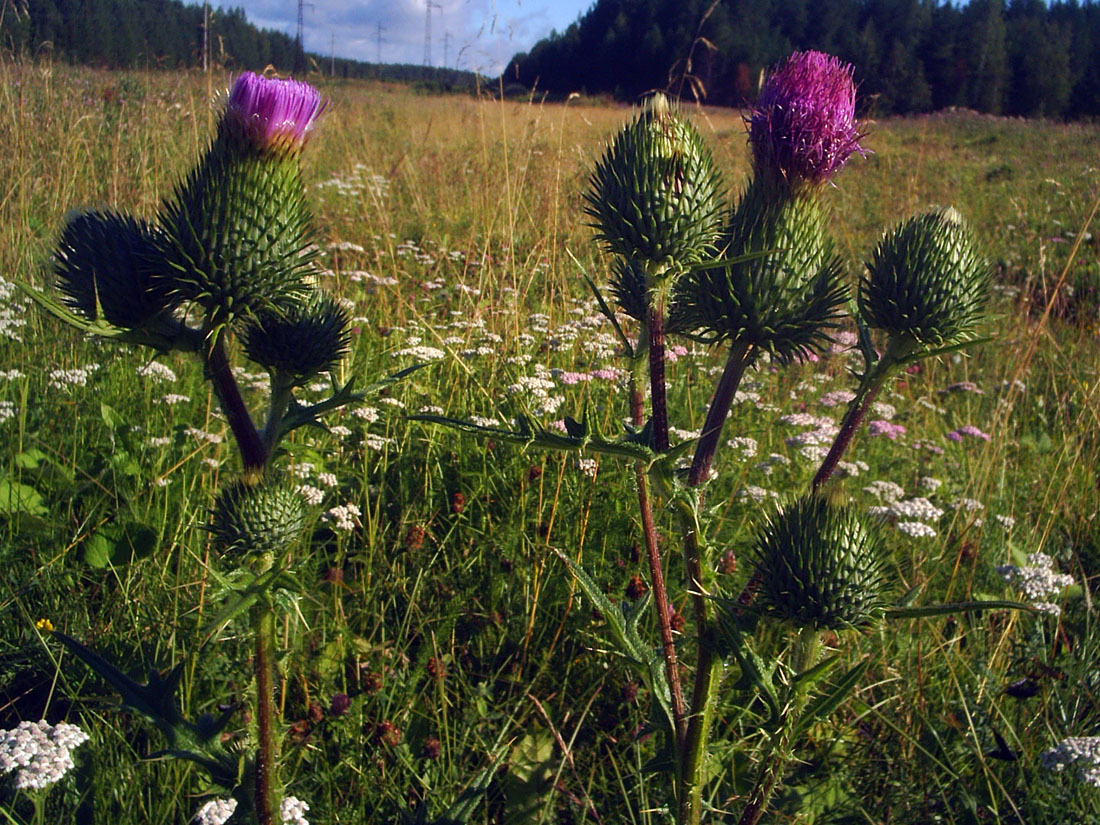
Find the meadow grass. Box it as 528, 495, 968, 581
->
1, 59, 1099, 824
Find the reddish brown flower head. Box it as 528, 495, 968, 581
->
749, 51, 864, 188
376, 720, 402, 747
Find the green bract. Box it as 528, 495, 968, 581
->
209, 477, 306, 559
860, 207, 990, 350
753, 495, 888, 630
54, 210, 176, 329
242, 290, 351, 385
584, 94, 723, 275
156, 123, 318, 326
672, 178, 847, 362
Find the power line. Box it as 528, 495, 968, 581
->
423, 1, 440, 68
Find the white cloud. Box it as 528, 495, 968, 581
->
216, 0, 588, 75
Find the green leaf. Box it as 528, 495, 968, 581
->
793, 653, 842, 689
0, 477, 48, 517
79, 521, 158, 568
795, 657, 872, 737
884, 600, 1034, 620
549, 547, 674, 735
434, 750, 502, 825
501, 728, 555, 825
571, 250, 633, 357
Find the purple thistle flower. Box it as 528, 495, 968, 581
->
225, 72, 327, 152
749, 51, 864, 188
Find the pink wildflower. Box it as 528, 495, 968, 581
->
225, 72, 327, 152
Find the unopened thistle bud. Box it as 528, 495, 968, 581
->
752, 495, 888, 630
585, 93, 723, 276
749, 51, 864, 192
157, 73, 327, 326
242, 291, 351, 385
671, 178, 847, 362
209, 476, 306, 560
860, 207, 991, 351
53, 210, 176, 329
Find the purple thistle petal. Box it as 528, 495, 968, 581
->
749, 51, 865, 187
226, 72, 328, 151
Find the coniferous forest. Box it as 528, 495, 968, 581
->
4, 0, 1100, 118
506, 0, 1100, 119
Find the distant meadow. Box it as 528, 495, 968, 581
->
1, 60, 1099, 824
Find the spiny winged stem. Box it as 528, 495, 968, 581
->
205, 331, 268, 471
629, 333, 686, 751
811, 336, 908, 494
667, 341, 754, 823
737, 626, 822, 825
252, 594, 281, 825
669, 491, 722, 825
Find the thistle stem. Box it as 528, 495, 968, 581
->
673, 495, 721, 825
252, 601, 281, 825
737, 627, 821, 825
629, 348, 686, 752
688, 341, 754, 488
262, 377, 295, 455
206, 333, 267, 471
810, 381, 883, 494
647, 301, 670, 454
810, 340, 906, 494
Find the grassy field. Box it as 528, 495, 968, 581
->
2, 59, 1100, 824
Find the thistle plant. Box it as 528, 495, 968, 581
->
415, 49, 1029, 825
25, 72, 372, 825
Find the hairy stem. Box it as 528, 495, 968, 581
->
673, 495, 721, 825
252, 601, 280, 825
737, 627, 821, 825
647, 300, 670, 454
688, 341, 754, 488
629, 348, 686, 752
205, 333, 267, 471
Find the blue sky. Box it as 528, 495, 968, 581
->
223, 0, 592, 75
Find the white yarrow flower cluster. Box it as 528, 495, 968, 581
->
137, 361, 178, 383
863, 480, 906, 502
896, 521, 937, 538
1040, 737, 1100, 787
193, 797, 238, 825
0, 400, 15, 423
281, 795, 311, 825
0, 720, 89, 790
577, 458, 598, 478
726, 436, 757, 458
324, 503, 361, 532
996, 553, 1074, 613
889, 498, 944, 522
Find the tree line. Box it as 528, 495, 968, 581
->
0, 0, 481, 89
504, 0, 1100, 119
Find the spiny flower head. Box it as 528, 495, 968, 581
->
860, 207, 991, 351
752, 495, 889, 630
749, 51, 864, 190
224, 72, 327, 154
585, 93, 724, 276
